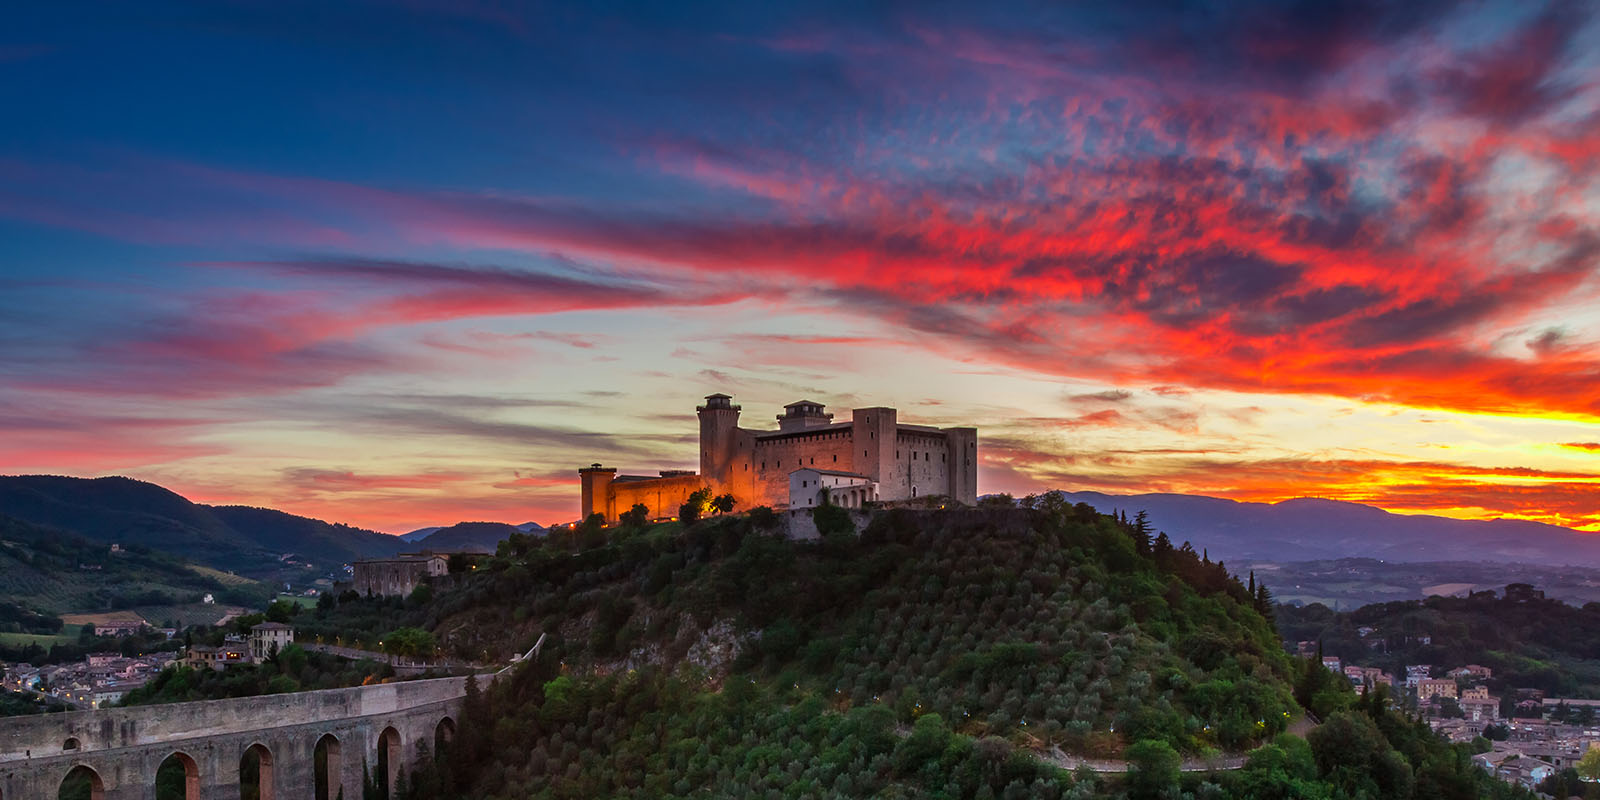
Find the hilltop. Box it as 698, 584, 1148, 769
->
0, 475, 401, 575
297, 501, 1531, 799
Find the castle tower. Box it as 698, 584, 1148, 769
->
577, 463, 616, 520
697, 393, 741, 496
944, 427, 979, 505
851, 406, 897, 485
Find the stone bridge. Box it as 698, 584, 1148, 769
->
0, 675, 470, 800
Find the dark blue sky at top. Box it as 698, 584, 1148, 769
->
1, 0, 1597, 531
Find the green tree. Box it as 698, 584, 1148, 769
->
382, 627, 437, 659
1307, 711, 1413, 799
1578, 744, 1600, 781
265, 599, 298, 624
1126, 739, 1180, 800
680, 488, 713, 525
620, 503, 650, 528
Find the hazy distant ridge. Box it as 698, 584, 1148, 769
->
1063, 491, 1600, 567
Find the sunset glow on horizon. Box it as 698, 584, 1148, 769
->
2, 1, 1598, 533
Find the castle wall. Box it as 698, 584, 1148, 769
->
606, 474, 706, 521
749, 428, 857, 507
878, 429, 955, 501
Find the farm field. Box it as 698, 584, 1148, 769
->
0, 631, 75, 648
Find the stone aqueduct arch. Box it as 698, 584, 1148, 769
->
0, 676, 469, 800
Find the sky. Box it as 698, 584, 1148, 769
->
1, 0, 1598, 533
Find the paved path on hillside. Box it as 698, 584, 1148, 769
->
1042, 714, 1319, 774
1044, 747, 1247, 773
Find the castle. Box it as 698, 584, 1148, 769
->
578, 394, 978, 522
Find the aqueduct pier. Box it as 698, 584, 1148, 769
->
0, 675, 467, 800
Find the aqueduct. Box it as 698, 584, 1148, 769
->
0, 675, 468, 800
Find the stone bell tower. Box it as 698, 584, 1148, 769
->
697, 393, 741, 496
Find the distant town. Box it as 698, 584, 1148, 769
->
1294, 583, 1600, 792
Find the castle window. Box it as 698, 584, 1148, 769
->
896, 451, 900, 459
833, 455, 837, 463
810, 457, 814, 464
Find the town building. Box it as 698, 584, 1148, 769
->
182, 642, 251, 671
578, 394, 978, 523
1449, 664, 1493, 681
1405, 665, 1432, 688
350, 553, 448, 597
1418, 678, 1459, 702
249, 622, 295, 660
1, 652, 173, 709
1462, 694, 1501, 723
93, 619, 147, 637
1343, 665, 1392, 688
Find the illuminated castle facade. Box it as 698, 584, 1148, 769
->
579, 394, 978, 522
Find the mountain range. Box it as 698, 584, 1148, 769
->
0, 475, 401, 575
1061, 491, 1600, 568
6, 474, 1594, 582
0, 475, 545, 578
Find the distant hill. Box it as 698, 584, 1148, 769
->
206, 505, 402, 564
411, 521, 533, 553
399, 526, 443, 542
0, 476, 403, 575
1062, 491, 1600, 567
0, 513, 270, 615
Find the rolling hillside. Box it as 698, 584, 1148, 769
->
0, 514, 269, 615
0, 475, 402, 575
297, 504, 1533, 799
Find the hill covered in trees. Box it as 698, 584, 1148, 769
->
300, 499, 1531, 799
0, 475, 402, 574
0, 513, 269, 618
1279, 590, 1600, 698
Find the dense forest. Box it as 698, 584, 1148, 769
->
298, 498, 1533, 799
1278, 592, 1600, 697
